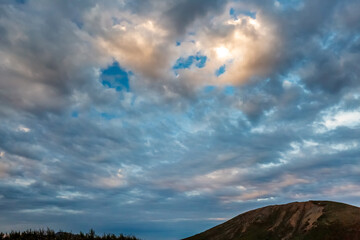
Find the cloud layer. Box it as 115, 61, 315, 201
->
1, 0, 360, 239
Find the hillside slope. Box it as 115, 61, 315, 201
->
184, 201, 360, 240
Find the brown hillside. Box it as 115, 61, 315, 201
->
184, 201, 360, 240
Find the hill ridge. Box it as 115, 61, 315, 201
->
184, 200, 360, 240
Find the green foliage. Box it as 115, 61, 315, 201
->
0, 229, 140, 240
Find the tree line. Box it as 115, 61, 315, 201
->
0, 229, 140, 240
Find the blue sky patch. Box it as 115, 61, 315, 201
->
224, 86, 235, 95
215, 65, 226, 77
101, 61, 130, 92
203, 85, 216, 93
100, 112, 117, 120
195, 55, 207, 68
230, 7, 256, 20
71, 111, 79, 118
173, 54, 207, 70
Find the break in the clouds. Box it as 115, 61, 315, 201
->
0, 0, 360, 239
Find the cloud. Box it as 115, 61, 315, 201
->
0, 1, 106, 115
1, 0, 360, 240
315, 109, 360, 132
164, 0, 229, 37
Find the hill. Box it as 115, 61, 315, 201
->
184, 201, 360, 240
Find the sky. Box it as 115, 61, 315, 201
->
0, 0, 360, 239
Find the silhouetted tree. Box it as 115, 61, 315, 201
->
0, 229, 140, 240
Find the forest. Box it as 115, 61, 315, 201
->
0, 229, 140, 240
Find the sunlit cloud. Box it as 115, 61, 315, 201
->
320, 110, 360, 132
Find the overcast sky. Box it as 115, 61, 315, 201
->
1, 0, 360, 239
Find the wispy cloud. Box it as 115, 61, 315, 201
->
0, 0, 360, 240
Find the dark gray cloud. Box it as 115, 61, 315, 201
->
0, 1, 100, 114
0, 0, 360, 240
164, 0, 228, 37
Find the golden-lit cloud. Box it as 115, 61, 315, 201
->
84, 5, 174, 82
87, 3, 280, 92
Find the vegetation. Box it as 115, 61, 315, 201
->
0, 229, 140, 240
